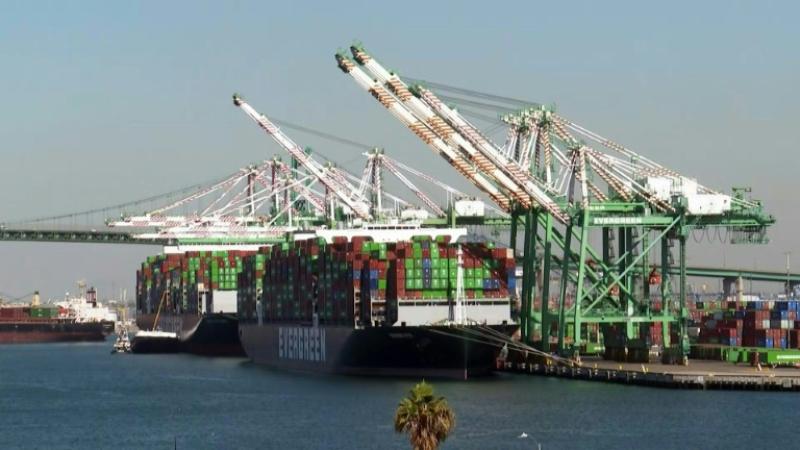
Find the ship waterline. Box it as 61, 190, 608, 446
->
240, 322, 515, 379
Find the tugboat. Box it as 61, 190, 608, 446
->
111, 326, 131, 354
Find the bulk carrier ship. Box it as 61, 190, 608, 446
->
237, 227, 517, 379
55, 285, 118, 335
0, 293, 106, 344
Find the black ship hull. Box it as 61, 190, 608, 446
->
239, 323, 517, 379
100, 320, 116, 336
130, 334, 182, 353
136, 313, 244, 356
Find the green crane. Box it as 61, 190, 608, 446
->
337, 43, 775, 363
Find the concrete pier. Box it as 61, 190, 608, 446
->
502, 356, 800, 391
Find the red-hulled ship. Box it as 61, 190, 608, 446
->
0, 294, 106, 344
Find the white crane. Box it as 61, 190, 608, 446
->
233, 94, 373, 221
336, 53, 513, 212
347, 45, 567, 222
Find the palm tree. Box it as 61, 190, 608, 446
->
394, 381, 456, 450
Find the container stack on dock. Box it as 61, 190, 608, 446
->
691, 299, 800, 349
600, 322, 675, 362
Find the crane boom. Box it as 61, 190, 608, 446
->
344, 50, 528, 208
233, 94, 372, 220
148, 171, 246, 216
271, 160, 327, 213
413, 86, 567, 222
348, 45, 568, 223
336, 53, 512, 211
378, 154, 446, 216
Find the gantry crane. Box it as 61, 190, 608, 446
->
107, 160, 328, 239
336, 43, 775, 362
233, 93, 478, 225
106, 103, 493, 241
363, 149, 446, 218
233, 94, 374, 222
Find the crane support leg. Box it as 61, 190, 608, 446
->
509, 210, 519, 255
617, 228, 631, 339
557, 220, 574, 355
641, 229, 650, 316
679, 232, 689, 361
572, 212, 591, 358
524, 209, 539, 345
661, 236, 671, 347
520, 214, 531, 342
539, 214, 554, 352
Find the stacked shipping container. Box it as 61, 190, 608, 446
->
601, 321, 675, 362
0, 306, 61, 321
136, 251, 255, 316
691, 300, 800, 349
389, 237, 516, 301
236, 236, 516, 328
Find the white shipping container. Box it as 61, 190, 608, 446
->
454, 199, 485, 217
212, 290, 237, 314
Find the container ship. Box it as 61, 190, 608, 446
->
0, 293, 106, 344
135, 248, 256, 356
237, 228, 517, 379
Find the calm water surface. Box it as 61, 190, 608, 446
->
0, 340, 795, 449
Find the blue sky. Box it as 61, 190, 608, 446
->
0, 0, 798, 299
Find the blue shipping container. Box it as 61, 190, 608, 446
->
507, 277, 516, 289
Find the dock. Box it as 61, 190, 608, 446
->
501, 356, 800, 391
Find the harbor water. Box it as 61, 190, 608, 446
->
1, 340, 797, 449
